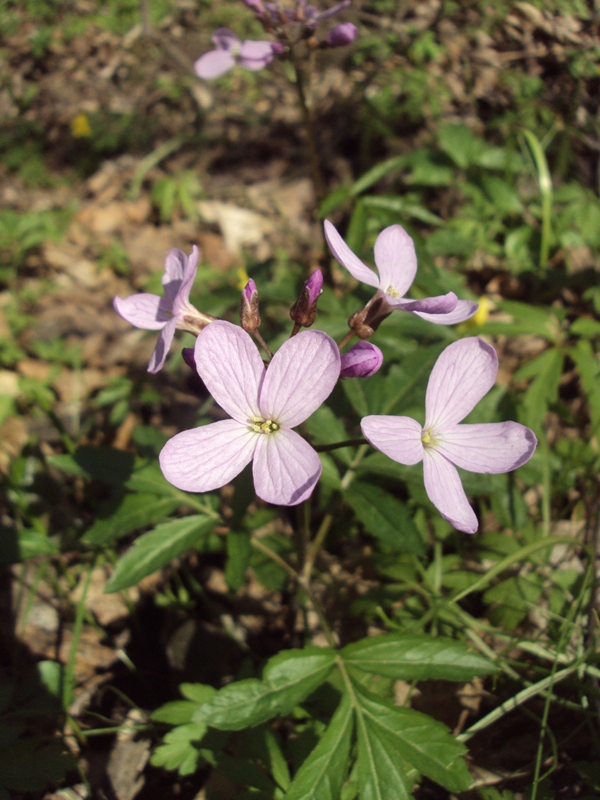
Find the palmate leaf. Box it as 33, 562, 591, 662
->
354, 684, 472, 794
341, 634, 497, 682
285, 693, 354, 800
105, 514, 214, 592
194, 648, 336, 731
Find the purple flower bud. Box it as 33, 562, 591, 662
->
326, 21, 358, 46
306, 269, 323, 304
182, 347, 197, 373
243, 0, 266, 15
290, 270, 323, 328
240, 279, 261, 333
340, 341, 383, 378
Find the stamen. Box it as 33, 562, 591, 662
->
249, 416, 280, 434
421, 428, 438, 449
385, 284, 401, 299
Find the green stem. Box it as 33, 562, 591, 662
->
314, 438, 367, 453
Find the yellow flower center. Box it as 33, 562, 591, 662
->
249, 416, 280, 434
384, 284, 401, 299
421, 428, 439, 449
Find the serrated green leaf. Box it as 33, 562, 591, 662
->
356, 703, 413, 800
151, 700, 199, 725
355, 685, 472, 793
105, 514, 214, 592
194, 647, 336, 730
285, 693, 354, 800
345, 483, 425, 556
341, 634, 496, 681
82, 493, 179, 545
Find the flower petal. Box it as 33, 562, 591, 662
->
260, 330, 340, 427
388, 292, 457, 314
173, 245, 199, 315
253, 428, 321, 505
413, 299, 479, 325
437, 422, 537, 473
323, 220, 380, 289
194, 320, 264, 423
239, 40, 278, 70
113, 294, 168, 330
425, 337, 498, 430
194, 49, 236, 79
361, 415, 424, 465
374, 225, 418, 299
423, 449, 478, 533
148, 317, 177, 373
340, 341, 383, 378
160, 420, 257, 493
212, 28, 240, 50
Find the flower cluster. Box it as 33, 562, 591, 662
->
195, 1, 357, 80
115, 222, 536, 531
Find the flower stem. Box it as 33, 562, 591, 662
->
289, 46, 325, 208
337, 330, 356, 350
252, 330, 273, 360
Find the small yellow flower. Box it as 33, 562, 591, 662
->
71, 113, 91, 138
461, 296, 491, 329
236, 267, 249, 291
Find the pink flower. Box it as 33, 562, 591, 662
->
340, 341, 383, 378
113, 246, 213, 373
324, 220, 478, 326
159, 321, 341, 506
361, 338, 537, 533
195, 28, 282, 79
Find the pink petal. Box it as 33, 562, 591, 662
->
361, 415, 424, 465
239, 40, 278, 71
212, 28, 240, 50
173, 245, 199, 315
423, 449, 478, 534
253, 428, 321, 505
425, 337, 498, 430
437, 422, 537, 473
163, 248, 186, 284
389, 292, 457, 314
413, 300, 479, 325
159, 420, 257, 493
374, 225, 418, 299
323, 220, 380, 290
148, 317, 177, 373
113, 294, 168, 330
260, 330, 340, 428
194, 321, 264, 423
194, 49, 236, 79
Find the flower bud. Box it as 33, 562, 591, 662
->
326, 21, 358, 46
290, 269, 323, 328
182, 347, 197, 373
240, 278, 261, 334
340, 342, 383, 378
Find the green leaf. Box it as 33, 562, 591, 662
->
356, 703, 413, 800
105, 514, 214, 592
47, 446, 134, 484
304, 405, 353, 465
151, 700, 199, 725
194, 647, 336, 730
515, 348, 564, 431
150, 722, 207, 775
341, 634, 496, 681
362, 195, 444, 226
570, 339, 600, 433
225, 531, 252, 591
285, 693, 354, 800
265, 728, 291, 792
180, 683, 217, 704
125, 461, 184, 496
345, 482, 425, 556
570, 318, 600, 338
350, 156, 406, 196
0, 526, 58, 564
355, 685, 472, 793
438, 123, 481, 169
82, 493, 179, 545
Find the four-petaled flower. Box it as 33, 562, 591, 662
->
324, 220, 478, 328
195, 28, 283, 80
113, 246, 213, 374
361, 337, 537, 533
160, 320, 341, 505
